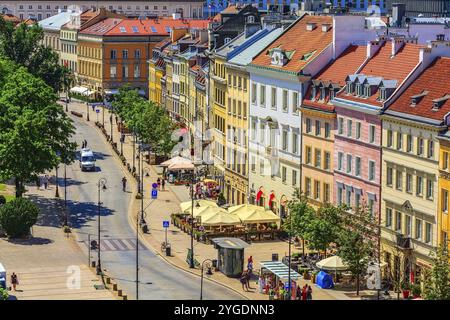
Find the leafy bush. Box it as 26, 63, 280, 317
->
0, 198, 40, 238
0, 195, 5, 205
0, 287, 8, 300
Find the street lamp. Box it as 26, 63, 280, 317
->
110, 104, 114, 143
63, 162, 68, 226
287, 207, 292, 300
200, 259, 213, 300
96, 177, 107, 275
55, 151, 60, 198
120, 133, 125, 156
84, 87, 90, 122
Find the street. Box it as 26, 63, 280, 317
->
63, 110, 243, 300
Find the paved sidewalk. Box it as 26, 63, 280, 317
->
0, 180, 115, 300
66, 100, 372, 301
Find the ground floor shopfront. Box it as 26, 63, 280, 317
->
224, 169, 248, 206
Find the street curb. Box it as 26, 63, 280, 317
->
85, 112, 249, 300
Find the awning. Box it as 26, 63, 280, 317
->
70, 86, 90, 95
104, 89, 119, 95
259, 261, 300, 281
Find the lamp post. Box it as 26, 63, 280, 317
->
120, 133, 125, 156
63, 163, 68, 226
110, 104, 114, 143
84, 87, 90, 122
136, 211, 139, 300
96, 178, 107, 275
132, 131, 136, 173
287, 207, 292, 300
55, 152, 60, 198
200, 259, 213, 300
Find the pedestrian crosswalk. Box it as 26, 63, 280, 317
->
84, 238, 147, 252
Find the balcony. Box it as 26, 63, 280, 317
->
265, 146, 278, 158
396, 234, 412, 250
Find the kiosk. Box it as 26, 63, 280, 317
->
212, 238, 249, 277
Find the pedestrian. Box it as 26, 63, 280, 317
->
240, 270, 249, 292
43, 175, 49, 190
301, 284, 308, 300
157, 178, 161, 190
122, 176, 127, 192
115, 115, 118, 124
307, 285, 313, 300
161, 178, 166, 191
296, 285, 302, 300
246, 269, 253, 290
84, 139, 88, 148
258, 274, 265, 294
10, 272, 18, 291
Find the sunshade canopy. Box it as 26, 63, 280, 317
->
180, 199, 218, 213
200, 210, 241, 226
259, 261, 300, 281
230, 205, 280, 224
228, 204, 266, 216
316, 255, 348, 271
191, 206, 224, 218
160, 156, 192, 167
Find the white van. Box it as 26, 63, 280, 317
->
0, 263, 6, 289
80, 148, 96, 172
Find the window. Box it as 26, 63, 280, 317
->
282, 90, 288, 112
415, 219, 422, 240
292, 91, 298, 114
338, 153, 343, 171
369, 125, 376, 143
395, 211, 402, 232
122, 50, 128, 59
282, 131, 288, 151
417, 137, 424, 156
407, 134, 413, 153
346, 81, 353, 94
282, 166, 287, 183
243, 78, 247, 91
135, 49, 141, 58
346, 154, 352, 174
325, 122, 331, 138
406, 215, 412, 237
233, 75, 236, 87
426, 179, 433, 199
396, 170, 402, 190
292, 170, 297, 186
428, 140, 434, 158
110, 49, 117, 59
444, 152, 449, 170
416, 176, 423, 196
259, 123, 265, 143
386, 208, 392, 227
252, 83, 257, 104
305, 178, 311, 197
324, 184, 330, 203
271, 87, 277, 109
305, 146, 312, 164
315, 149, 322, 168
238, 77, 242, 89
314, 180, 321, 200
260, 85, 265, 105
306, 118, 312, 133
347, 119, 352, 137
369, 161, 375, 181
397, 132, 403, 150
315, 120, 321, 136
355, 157, 361, 177
425, 223, 432, 243
346, 189, 352, 206
406, 173, 412, 193
110, 65, 117, 78
337, 186, 343, 205
251, 156, 256, 172
368, 199, 374, 216
324, 152, 331, 170
338, 117, 344, 135
356, 122, 361, 139
387, 167, 393, 186
134, 64, 140, 78
387, 130, 393, 147
259, 158, 264, 175
292, 133, 298, 154
442, 189, 448, 213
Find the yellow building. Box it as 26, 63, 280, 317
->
149, 39, 170, 106
438, 135, 450, 251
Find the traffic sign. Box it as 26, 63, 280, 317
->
163, 220, 170, 228
152, 183, 158, 189
151, 188, 158, 199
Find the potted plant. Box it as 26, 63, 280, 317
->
63, 225, 71, 233
401, 280, 411, 299
411, 283, 421, 299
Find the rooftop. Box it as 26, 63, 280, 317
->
38, 10, 74, 30
251, 15, 333, 74
385, 57, 450, 122
79, 18, 122, 35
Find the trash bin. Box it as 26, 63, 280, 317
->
165, 244, 171, 257
272, 253, 279, 261
142, 224, 148, 233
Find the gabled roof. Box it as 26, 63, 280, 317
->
79, 18, 123, 35
250, 15, 333, 74
385, 57, 450, 122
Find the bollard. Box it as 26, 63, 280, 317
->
112, 283, 118, 291
117, 289, 123, 296
122, 295, 128, 300
91, 261, 96, 268
106, 277, 111, 284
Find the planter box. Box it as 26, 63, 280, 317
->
402, 290, 410, 299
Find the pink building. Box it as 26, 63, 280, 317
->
332, 37, 422, 218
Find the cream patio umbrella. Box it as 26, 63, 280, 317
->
316, 255, 348, 271
191, 206, 225, 219
231, 207, 280, 226
160, 156, 192, 168
179, 199, 218, 213
200, 210, 241, 227
228, 204, 266, 216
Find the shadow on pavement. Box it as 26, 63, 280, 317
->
68, 199, 115, 229
5, 237, 53, 246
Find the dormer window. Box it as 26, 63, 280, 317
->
379, 88, 387, 101
306, 23, 317, 31
320, 87, 327, 101
247, 15, 255, 23
356, 84, 363, 96
410, 91, 429, 107
224, 37, 231, 44
364, 85, 371, 98
346, 81, 353, 94
330, 89, 336, 100
310, 86, 317, 100
432, 95, 450, 111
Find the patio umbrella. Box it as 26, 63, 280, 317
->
200, 210, 241, 226
179, 199, 218, 213
160, 156, 192, 167
228, 204, 266, 216
190, 206, 224, 218
232, 207, 280, 225
316, 255, 348, 271
168, 162, 195, 170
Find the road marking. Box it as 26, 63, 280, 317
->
84, 239, 146, 252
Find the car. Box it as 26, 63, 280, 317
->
80, 148, 96, 172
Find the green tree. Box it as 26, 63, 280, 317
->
337, 205, 378, 295
0, 17, 70, 92
0, 197, 40, 238
0, 287, 8, 300
0, 60, 77, 197
423, 244, 450, 300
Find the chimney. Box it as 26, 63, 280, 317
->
391, 37, 405, 56
367, 39, 383, 58
306, 22, 316, 31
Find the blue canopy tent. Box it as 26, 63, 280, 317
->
316, 271, 334, 289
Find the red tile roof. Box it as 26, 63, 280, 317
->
302, 45, 367, 113
251, 15, 333, 74
337, 41, 422, 106
105, 18, 210, 36
79, 18, 123, 35
1, 13, 21, 25
386, 57, 450, 121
